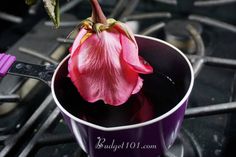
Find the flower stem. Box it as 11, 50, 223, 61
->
89, 0, 107, 24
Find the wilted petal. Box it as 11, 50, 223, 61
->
113, 22, 136, 44
132, 77, 143, 94
113, 23, 153, 74
120, 33, 153, 74
69, 30, 142, 106
71, 28, 88, 55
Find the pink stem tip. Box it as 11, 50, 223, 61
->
89, 0, 107, 24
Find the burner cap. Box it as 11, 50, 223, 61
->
165, 20, 202, 41
164, 20, 202, 54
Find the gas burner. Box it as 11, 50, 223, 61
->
162, 129, 201, 157
0, 104, 17, 115
73, 149, 87, 157
164, 20, 203, 54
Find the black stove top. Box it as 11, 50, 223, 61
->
0, 0, 236, 157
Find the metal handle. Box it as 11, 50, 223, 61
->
0, 53, 56, 86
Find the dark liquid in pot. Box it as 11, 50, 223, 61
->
55, 72, 183, 127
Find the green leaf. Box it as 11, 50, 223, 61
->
43, 0, 60, 28
25, 0, 38, 5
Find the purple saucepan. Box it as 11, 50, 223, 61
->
0, 35, 194, 157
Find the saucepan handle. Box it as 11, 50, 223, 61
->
0, 53, 56, 86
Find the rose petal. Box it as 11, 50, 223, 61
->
113, 23, 153, 74
120, 33, 153, 74
71, 28, 88, 55
132, 77, 143, 94
113, 22, 136, 44
68, 30, 142, 106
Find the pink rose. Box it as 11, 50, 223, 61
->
68, 0, 153, 106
